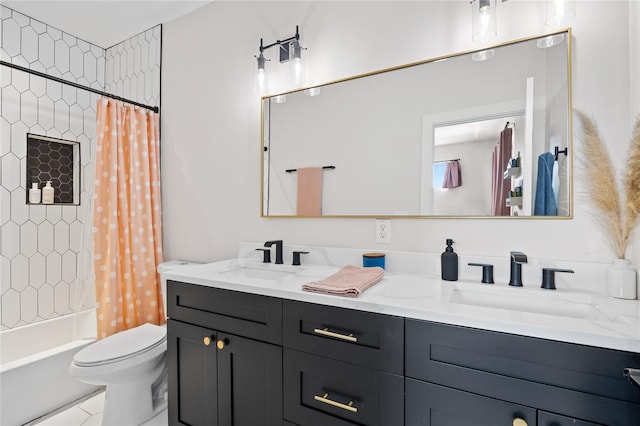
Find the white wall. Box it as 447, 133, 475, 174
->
162, 1, 636, 266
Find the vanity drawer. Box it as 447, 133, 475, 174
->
406, 379, 536, 426
283, 300, 403, 374
167, 280, 282, 345
283, 349, 404, 426
406, 319, 640, 425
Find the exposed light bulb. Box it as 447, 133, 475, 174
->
472, 0, 496, 45
257, 68, 265, 86
256, 51, 266, 91
289, 40, 304, 86
479, 12, 490, 38
292, 58, 302, 84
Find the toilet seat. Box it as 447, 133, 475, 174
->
74, 323, 166, 367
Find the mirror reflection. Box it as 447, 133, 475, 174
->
262, 30, 571, 218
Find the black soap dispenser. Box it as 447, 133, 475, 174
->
441, 239, 458, 281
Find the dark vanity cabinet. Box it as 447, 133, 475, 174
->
167, 281, 283, 426
405, 319, 640, 426
167, 280, 640, 426
167, 280, 404, 426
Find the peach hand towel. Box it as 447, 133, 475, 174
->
302, 265, 385, 297
297, 167, 323, 216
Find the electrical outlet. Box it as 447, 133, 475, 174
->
375, 219, 391, 243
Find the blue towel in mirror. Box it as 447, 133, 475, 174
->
534, 152, 557, 215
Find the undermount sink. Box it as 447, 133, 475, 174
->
450, 283, 622, 323
217, 263, 298, 280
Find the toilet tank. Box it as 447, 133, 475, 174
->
157, 261, 199, 317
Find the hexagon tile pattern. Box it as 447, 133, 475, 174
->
0, 6, 162, 330
27, 135, 77, 204
105, 25, 161, 107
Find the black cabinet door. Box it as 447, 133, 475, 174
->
217, 332, 283, 426
168, 319, 218, 426
406, 379, 536, 426
406, 319, 640, 425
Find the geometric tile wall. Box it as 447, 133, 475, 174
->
0, 5, 161, 330
105, 26, 161, 108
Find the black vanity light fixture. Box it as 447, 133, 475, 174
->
256, 25, 305, 92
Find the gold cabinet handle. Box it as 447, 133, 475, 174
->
217, 339, 228, 350
203, 336, 211, 346
513, 418, 528, 426
314, 393, 357, 413
313, 328, 357, 342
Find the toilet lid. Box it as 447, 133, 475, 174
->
74, 323, 166, 367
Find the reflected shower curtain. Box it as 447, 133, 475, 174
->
491, 128, 512, 216
93, 98, 164, 339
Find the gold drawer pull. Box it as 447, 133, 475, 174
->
203, 336, 211, 346
513, 418, 528, 426
313, 328, 357, 342
314, 393, 358, 413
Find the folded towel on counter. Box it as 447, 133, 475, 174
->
302, 265, 384, 297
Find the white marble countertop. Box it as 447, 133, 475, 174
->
162, 255, 640, 353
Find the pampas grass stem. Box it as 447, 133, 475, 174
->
624, 117, 640, 250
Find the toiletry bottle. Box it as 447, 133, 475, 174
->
29, 182, 41, 204
42, 180, 54, 204
441, 239, 458, 281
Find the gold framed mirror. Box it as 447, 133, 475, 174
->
261, 29, 572, 218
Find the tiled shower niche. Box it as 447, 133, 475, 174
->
26, 134, 80, 205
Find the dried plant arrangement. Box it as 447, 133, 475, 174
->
576, 111, 640, 259
625, 117, 640, 252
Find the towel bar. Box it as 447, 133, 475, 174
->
286, 165, 335, 173
554, 146, 568, 160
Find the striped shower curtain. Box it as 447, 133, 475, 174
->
93, 98, 164, 339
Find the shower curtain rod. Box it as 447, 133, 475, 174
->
1, 60, 159, 113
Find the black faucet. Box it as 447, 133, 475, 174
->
508, 251, 528, 287
264, 240, 283, 264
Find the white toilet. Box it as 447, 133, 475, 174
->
69, 261, 195, 426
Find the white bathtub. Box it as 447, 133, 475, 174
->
0, 310, 101, 425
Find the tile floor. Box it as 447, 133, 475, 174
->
31, 390, 167, 426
